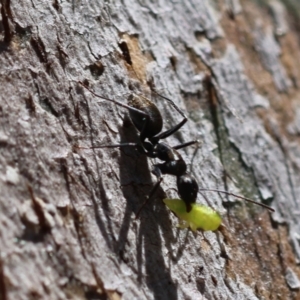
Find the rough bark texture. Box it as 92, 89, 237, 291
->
1, 0, 300, 299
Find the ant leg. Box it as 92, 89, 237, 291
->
152, 89, 187, 119
173, 140, 199, 150
152, 118, 187, 142
78, 82, 154, 146
77, 143, 150, 155
78, 81, 150, 124
135, 166, 163, 218
150, 90, 188, 142
77, 143, 149, 156
77, 143, 138, 149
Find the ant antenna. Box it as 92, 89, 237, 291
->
198, 188, 274, 212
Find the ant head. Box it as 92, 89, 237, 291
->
177, 174, 198, 212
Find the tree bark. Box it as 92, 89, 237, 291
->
1, 0, 300, 299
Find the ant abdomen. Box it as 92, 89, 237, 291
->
128, 94, 163, 139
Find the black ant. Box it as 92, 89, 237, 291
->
77, 81, 274, 219
77, 81, 199, 214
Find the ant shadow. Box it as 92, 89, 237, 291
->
116, 116, 180, 299
77, 87, 198, 299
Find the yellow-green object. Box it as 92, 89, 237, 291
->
163, 198, 221, 232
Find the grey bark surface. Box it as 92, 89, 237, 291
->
1, 0, 300, 299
